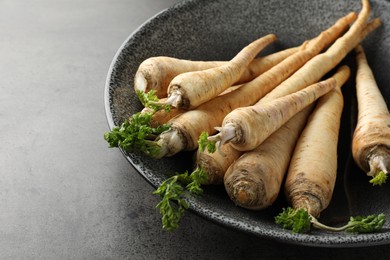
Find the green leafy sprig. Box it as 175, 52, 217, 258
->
104, 112, 170, 158
275, 207, 386, 234
275, 207, 312, 233
370, 171, 387, 186
343, 214, 386, 233
186, 167, 209, 194
153, 172, 191, 231
198, 131, 217, 153
154, 167, 209, 231
136, 90, 171, 112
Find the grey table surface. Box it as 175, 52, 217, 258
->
2, 0, 390, 259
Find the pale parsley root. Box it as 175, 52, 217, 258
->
275, 207, 386, 233
153, 168, 209, 231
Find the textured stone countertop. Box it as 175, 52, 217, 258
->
2, 0, 390, 259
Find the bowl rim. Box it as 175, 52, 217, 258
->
104, 0, 390, 247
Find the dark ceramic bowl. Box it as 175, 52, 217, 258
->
104, 0, 390, 247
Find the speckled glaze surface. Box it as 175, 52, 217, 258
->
105, 0, 390, 247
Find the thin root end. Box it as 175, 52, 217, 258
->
207, 133, 222, 143
149, 90, 183, 108
208, 123, 237, 146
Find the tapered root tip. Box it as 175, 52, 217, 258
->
207, 124, 237, 147
148, 91, 183, 108
207, 131, 222, 143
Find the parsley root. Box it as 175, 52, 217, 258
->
196, 140, 243, 185
224, 106, 313, 210
209, 66, 350, 151
209, 0, 381, 152
155, 12, 356, 158
134, 47, 299, 98
276, 66, 385, 234
352, 45, 390, 186
223, 65, 350, 210
155, 34, 277, 109
258, 0, 380, 105
284, 80, 345, 218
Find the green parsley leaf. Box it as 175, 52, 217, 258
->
136, 90, 171, 112
198, 132, 217, 153
345, 213, 386, 233
104, 112, 170, 158
275, 207, 312, 233
186, 167, 209, 195
370, 171, 387, 186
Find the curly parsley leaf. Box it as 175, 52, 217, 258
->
136, 90, 171, 112
153, 172, 191, 231
186, 167, 209, 195
275, 207, 312, 233
153, 168, 210, 231
345, 213, 386, 233
198, 131, 217, 153
275, 207, 386, 234
370, 171, 387, 186
104, 112, 170, 158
